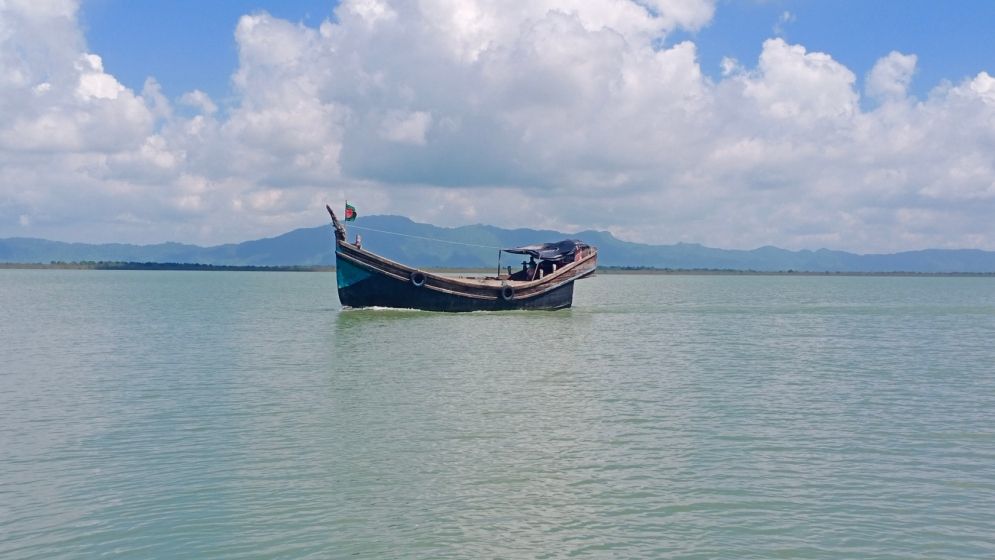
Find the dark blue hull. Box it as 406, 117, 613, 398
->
336, 254, 576, 312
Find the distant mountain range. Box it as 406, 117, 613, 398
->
3, 215, 995, 272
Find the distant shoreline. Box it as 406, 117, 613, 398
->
599, 266, 995, 277
0, 262, 334, 272
2, 262, 994, 276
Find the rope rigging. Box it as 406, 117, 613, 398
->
345, 224, 504, 250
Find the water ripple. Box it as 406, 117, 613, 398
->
2, 272, 995, 558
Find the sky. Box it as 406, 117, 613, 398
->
2, 0, 995, 252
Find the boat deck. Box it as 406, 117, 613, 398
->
439, 275, 535, 287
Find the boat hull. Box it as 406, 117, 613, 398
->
334, 241, 595, 312
336, 255, 575, 311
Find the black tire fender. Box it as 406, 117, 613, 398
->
500, 284, 514, 301
410, 270, 426, 287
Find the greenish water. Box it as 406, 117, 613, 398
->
2, 270, 994, 559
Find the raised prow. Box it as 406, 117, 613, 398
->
326, 204, 346, 242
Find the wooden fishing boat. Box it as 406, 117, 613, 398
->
327, 205, 597, 311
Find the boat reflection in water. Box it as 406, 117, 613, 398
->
327, 205, 598, 312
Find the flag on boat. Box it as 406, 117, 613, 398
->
345, 202, 357, 222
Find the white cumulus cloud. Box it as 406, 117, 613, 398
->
3, 0, 995, 253
866, 51, 917, 102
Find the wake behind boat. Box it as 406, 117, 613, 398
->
327, 205, 598, 311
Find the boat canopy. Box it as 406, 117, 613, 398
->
503, 240, 588, 263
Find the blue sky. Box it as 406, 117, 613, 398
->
80, 1, 995, 105
81, 0, 338, 101
3, 0, 995, 251
689, 1, 995, 100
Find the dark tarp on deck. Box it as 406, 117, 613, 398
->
503, 240, 588, 263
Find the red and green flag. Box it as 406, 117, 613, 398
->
344, 202, 357, 222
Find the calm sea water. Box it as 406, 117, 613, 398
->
2, 270, 994, 559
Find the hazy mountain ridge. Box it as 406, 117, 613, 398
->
4, 215, 995, 272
